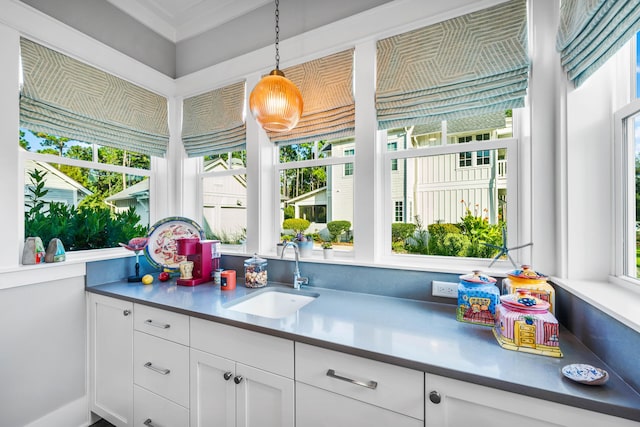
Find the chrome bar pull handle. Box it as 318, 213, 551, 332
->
145, 319, 170, 329
144, 362, 170, 375
326, 369, 378, 390
143, 419, 154, 427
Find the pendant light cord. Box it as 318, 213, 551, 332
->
274, 0, 280, 70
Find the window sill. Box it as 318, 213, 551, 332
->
552, 276, 640, 334
0, 247, 131, 290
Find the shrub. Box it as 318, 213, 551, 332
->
392, 223, 417, 242
282, 218, 310, 236
427, 222, 462, 255
283, 205, 294, 220
327, 220, 351, 242
405, 216, 430, 254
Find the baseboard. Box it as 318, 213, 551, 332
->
24, 395, 90, 427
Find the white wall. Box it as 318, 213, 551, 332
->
0, 276, 87, 427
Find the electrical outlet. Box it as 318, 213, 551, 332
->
432, 280, 458, 298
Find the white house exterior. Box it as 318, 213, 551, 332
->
104, 178, 150, 226
288, 117, 509, 233
202, 158, 247, 241
24, 159, 92, 208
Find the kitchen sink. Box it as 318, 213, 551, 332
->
225, 288, 318, 319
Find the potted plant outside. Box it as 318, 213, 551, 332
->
282, 218, 313, 257
322, 241, 334, 259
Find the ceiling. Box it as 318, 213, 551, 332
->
106, 0, 272, 43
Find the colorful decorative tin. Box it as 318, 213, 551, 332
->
503, 265, 555, 315
493, 290, 562, 358
457, 270, 500, 326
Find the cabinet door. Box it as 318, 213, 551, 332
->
425, 374, 640, 427
190, 348, 236, 427
296, 382, 422, 427
89, 294, 133, 427
236, 363, 294, 427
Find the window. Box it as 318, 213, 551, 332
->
201, 150, 247, 250
394, 201, 404, 222
386, 115, 514, 259
388, 142, 398, 171
22, 130, 151, 251
19, 38, 168, 253
344, 148, 354, 176
458, 136, 473, 167
299, 205, 327, 223
279, 137, 355, 253
477, 150, 491, 166
614, 32, 640, 282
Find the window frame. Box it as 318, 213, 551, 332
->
613, 98, 640, 283
381, 133, 520, 268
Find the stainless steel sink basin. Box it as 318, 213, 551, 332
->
225, 288, 318, 319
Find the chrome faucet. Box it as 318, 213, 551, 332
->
280, 241, 309, 289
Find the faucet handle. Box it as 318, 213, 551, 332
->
296, 276, 309, 286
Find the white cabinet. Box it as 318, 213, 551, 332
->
425, 373, 640, 427
295, 342, 424, 427
89, 293, 134, 427
190, 318, 295, 427
133, 305, 190, 426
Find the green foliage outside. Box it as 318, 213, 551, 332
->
282, 218, 310, 235
397, 206, 504, 258
327, 220, 351, 242
25, 169, 147, 251
283, 205, 295, 220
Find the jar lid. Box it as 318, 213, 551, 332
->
459, 270, 497, 284
500, 293, 550, 312
244, 253, 267, 265
508, 265, 547, 281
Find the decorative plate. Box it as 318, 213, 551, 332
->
144, 217, 204, 272
562, 364, 609, 385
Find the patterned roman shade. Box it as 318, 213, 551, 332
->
20, 38, 169, 157
267, 49, 355, 145
182, 81, 246, 157
557, 0, 640, 87
376, 0, 529, 130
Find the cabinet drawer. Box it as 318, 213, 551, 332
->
134, 304, 189, 345
297, 382, 422, 427
134, 331, 189, 407
134, 385, 189, 427
190, 316, 294, 378
295, 343, 424, 420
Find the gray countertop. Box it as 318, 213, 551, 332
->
86, 279, 640, 422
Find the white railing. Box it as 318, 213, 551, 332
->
497, 159, 507, 178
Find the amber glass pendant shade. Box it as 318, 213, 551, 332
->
249, 69, 303, 132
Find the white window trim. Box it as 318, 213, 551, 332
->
381, 136, 519, 271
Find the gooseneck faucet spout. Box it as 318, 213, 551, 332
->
280, 241, 309, 289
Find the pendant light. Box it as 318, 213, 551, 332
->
249, 0, 303, 133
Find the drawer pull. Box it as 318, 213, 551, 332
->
326, 369, 378, 390
143, 419, 155, 427
223, 371, 233, 381
144, 362, 170, 375
234, 375, 243, 384
123, 309, 131, 316
145, 319, 171, 329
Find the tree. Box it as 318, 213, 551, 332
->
33, 131, 69, 156
19, 130, 30, 150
